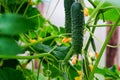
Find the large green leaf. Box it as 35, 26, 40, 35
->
0, 68, 25, 80
0, 37, 21, 56
0, 14, 35, 35
1, 59, 19, 69
89, 0, 120, 22
102, 8, 119, 22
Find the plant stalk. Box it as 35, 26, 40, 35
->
89, 16, 120, 80
86, 0, 105, 26
0, 53, 58, 61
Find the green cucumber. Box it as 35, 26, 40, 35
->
64, 0, 74, 34
91, 37, 96, 52
71, 2, 85, 54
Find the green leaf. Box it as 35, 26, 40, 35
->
109, 65, 120, 77
68, 65, 79, 80
0, 14, 35, 35
0, 37, 21, 56
52, 45, 69, 60
33, 44, 69, 60
32, 43, 52, 53
0, 68, 25, 80
106, 0, 120, 8
26, 5, 46, 29
36, 0, 42, 4
0, 0, 24, 4
101, 8, 119, 22
47, 21, 59, 35
2, 59, 19, 69
95, 67, 106, 76
94, 0, 120, 7
62, 72, 68, 80
59, 27, 65, 34
95, 67, 120, 79
89, 0, 120, 22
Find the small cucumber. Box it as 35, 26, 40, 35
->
91, 37, 96, 52
71, 2, 85, 54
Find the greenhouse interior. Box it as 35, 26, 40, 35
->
0, 0, 120, 80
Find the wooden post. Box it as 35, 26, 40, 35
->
106, 21, 119, 68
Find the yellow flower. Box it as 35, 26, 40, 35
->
71, 55, 77, 65
38, 37, 43, 41
77, 71, 84, 76
30, 39, 36, 43
62, 37, 71, 43
89, 64, 93, 71
75, 76, 82, 80
95, 52, 99, 58
29, 0, 33, 5
75, 70, 84, 80
84, 8, 89, 16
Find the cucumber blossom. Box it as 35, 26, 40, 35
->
64, 0, 74, 34
71, 2, 85, 54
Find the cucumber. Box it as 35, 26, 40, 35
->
71, 2, 85, 54
91, 37, 96, 52
64, 0, 74, 34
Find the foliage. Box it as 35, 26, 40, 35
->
89, 0, 120, 22
0, 0, 120, 80
0, 68, 25, 80
0, 14, 34, 35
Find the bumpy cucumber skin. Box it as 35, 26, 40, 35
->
64, 0, 74, 33
71, 2, 85, 54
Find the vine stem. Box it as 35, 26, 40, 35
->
23, 3, 29, 16
83, 11, 100, 80
88, 0, 96, 8
63, 47, 73, 63
86, 0, 105, 26
89, 24, 120, 27
22, 33, 71, 48
0, 53, 58, 61
37, 60, 41, 80
89, 16, 120, 80
15, 0, 25, 14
